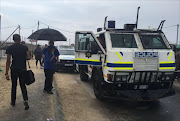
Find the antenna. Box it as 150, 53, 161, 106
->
104, 16, 108, 30
135, 7, 140, 28
157, 20, 166, 31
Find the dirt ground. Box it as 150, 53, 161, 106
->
0, 58, 55, 121
55, 72, 108, 121
55, 70, 180, 121
0, 58, 11, 109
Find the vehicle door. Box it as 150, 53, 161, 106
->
75, 31, 105, 66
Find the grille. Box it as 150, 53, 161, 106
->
128, 71, 174, 83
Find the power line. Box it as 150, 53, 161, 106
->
0, 26, 18, 29
163, 25, 178, 29
21, 23, 38, 29
39, 21, 75, 34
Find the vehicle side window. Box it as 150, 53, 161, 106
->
111, 34, 137, 48
77, 33, 100, 53
139, 35, 167, 49
97, 34, 106, 49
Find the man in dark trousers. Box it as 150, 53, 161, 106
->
34, 44, 43, 68
5, 34, 31, 110
43, 40, 60, 91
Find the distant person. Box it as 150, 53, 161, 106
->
34, 44, 43, 68
21, 41, 26, 45
5, 34, 31, 110
31, 50, 34, 59
43, 47, 56, 94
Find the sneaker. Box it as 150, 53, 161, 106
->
36, 66, 38, 68
10, 102, 15, 107
24, 101, 29, 110
40, 66, 43, 69
47, 91, 53, 94
51, 86, 55, 91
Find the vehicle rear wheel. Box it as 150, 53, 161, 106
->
79, 65, 88, 81
93, 70, 105, 101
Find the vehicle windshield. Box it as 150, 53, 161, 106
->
60, 50, 75, 55
139, 34, 168, 49
111, 34, 137, 48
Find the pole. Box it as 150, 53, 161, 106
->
1, 26, 19, 46
36, 21, 39, 46
18, 25, 20, 35
31, 30, 33, 51
136, 7, 140, 28
37, 21, 39, 30
176, 24, 179, 45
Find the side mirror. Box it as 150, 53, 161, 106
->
91, 41, 101, 54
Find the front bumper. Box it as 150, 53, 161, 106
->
101, 82, 175, 101
56, 60, 76, 70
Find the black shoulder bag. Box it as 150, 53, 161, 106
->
25, 61, 35, 85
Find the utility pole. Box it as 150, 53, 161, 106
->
176, 24, 179, 45
37, 21, 40, 30
36, 21, 40, 46
31, 30, 33, 51
1, 26, 20, 46
18, 25, 21, 35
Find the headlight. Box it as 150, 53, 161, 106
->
107, 74, 113, 82
116, 75, 129, 82
158, 72, 174, 81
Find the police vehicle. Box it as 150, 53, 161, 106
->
75, 9, 177, 101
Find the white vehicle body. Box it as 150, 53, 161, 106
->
59, 55, 75, 61
75, 24, 176, 101
56, 47, 76, 70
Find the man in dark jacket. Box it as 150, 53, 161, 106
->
34, 44, 43, 68
5, 34, 31, 110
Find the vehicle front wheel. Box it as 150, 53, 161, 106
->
79, 65, 88, 81
93, 70, 105, 101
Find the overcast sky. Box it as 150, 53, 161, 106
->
0, 0, 180, 46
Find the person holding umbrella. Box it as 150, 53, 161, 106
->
43, 41, 60, 90
43, 41, 60, 64
43, 47, 56, 94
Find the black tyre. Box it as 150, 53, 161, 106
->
55, 66, 59, 72
93, 69, 105, 101
79, 65, 88, 81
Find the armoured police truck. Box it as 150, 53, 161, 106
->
75, 16, 176, 101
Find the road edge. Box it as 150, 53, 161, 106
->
53, 77, 65, 121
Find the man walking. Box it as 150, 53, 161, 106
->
34, 44, 43, 68
5, 34, 31, 110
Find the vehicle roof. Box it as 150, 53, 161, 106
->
96, 29, 163, 34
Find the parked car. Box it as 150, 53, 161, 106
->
56, 46, 76, 71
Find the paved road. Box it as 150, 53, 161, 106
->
56, 71, 180, 121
